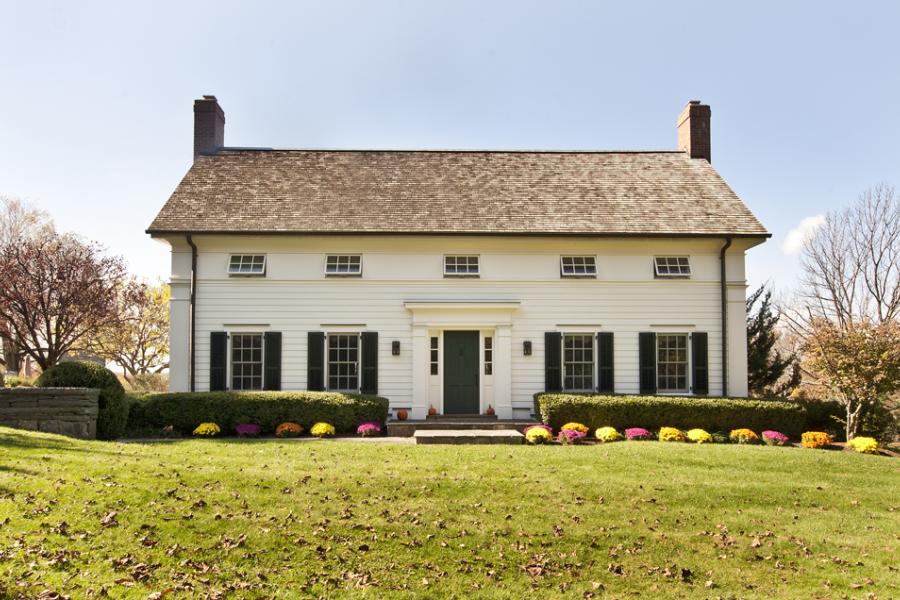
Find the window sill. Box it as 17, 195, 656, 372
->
443, 274, 480, 278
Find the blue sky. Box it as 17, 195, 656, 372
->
1, 1, 898, 293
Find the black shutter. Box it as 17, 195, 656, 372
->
597, 332, 614, 393
639, 332, 657, 394
210, 331, 228, 391
544, 332, 562, 392
360, 331, 378, 395
263, 332, 282, 391
307, 331, 325, 391
691, 332, 709, 395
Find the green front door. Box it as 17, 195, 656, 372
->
443, 331, 479, 414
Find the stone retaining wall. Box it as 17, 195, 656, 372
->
0, 388, 99, 439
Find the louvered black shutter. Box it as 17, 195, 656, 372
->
544, 332, 562, 392
210, 331, 228, 391
691, 332, 709, 395
360, 331, 378, 395
307, 332, 325, 391
263, 332, 282, 391
639, 332, 657, 394
597, 332, 614, 393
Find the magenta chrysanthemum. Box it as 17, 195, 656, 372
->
625, 427, 653, 440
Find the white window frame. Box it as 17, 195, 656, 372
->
324, 254, 363, 277
560, 255, 597, 278
229, 332, 265, 391
227, 254, 267, 276
325, 332, 361, 392
561, 333, 596, 392
653, 256, 692, 279
443, 255, 480, 278
656, 333, 691, 394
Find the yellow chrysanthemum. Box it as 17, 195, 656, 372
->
659, 427, 686, 442
193, 422, 220, 437
687, 428, 712, 444
310, 422, 336, 438
594, 426, 622, 442
560, 422, 589, 434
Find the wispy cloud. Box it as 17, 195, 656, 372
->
783, 215, 826, 255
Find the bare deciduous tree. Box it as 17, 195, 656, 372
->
789, 184, 900, 438
0, 232, 127, 370
0, 197, 56, 381
796, 184, 900, 328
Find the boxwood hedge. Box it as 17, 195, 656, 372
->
36, 361, 128, 440
535, 393, 807, 438
126, 391, 389, 435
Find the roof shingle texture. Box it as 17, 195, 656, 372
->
147, 149, 768, 237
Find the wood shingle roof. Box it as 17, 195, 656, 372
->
147, 149, 769, 237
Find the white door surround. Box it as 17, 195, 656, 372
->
405, 301, 519, 419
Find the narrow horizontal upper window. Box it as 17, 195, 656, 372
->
561, 256, 597, 278
654, 256, 691, 278
325, 255, 362, 276
444, 255, 480, 277
228, 254, 266, 276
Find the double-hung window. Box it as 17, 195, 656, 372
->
327, 333, 360, 391
563, 334, 594, 391
654, 256, 691, 278
444, 255, 480, 277
228, 254, 266, 276
325, 255, 362, 276
560, 256, 597, 278
657, 334, 689, 393
231, 333, 263, 390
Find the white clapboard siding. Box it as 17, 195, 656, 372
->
167, 234, 752, 412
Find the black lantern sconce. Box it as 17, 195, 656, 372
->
523, 340, 532, 356
392, 341, 401, 356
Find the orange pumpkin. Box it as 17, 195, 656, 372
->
396, 409, 408, 421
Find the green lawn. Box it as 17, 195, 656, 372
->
0, 428, 897, 599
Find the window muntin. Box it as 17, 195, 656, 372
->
327, 334, 359, 391
444, 255, 480, 277
325, 255, 362, 276
654, 256, 691, 278
231, 333, 263, 390
657, 334, 689, 392
563, 334, 594, 391
560, 256, 597, 278
430, 337, 439, 375
484, 336, 493, 375
228, 254, 266, 276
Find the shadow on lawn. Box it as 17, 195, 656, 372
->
0, 429, 121, 456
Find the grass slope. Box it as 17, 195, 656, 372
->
0, 427, 898, 599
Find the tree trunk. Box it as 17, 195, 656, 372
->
845, 403, 863, 440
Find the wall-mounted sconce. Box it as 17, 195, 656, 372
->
523, 340, 532, 356
392, 340, 401, 356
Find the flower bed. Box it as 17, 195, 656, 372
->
761, 430, 789, 446
356, 421, 382, 437
801, 431, 832, 449
534, 393, 806, 437
686, 428, 712, 444
594, 426, 622, 442
729, 428, 759, 444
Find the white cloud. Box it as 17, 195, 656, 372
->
782, 215, 826, 255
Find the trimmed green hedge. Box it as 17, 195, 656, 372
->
126, 391, 389, 435
535, 393, 807, 438
36, 361, 128, 440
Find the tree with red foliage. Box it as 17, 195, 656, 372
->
0, 232, 127, 370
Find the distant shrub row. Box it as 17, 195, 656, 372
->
126, 391, 389, 435
534, 393, 807, 438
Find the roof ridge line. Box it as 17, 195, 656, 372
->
208, 147, 686, 155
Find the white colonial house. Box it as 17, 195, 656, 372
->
148, 96, 769, 420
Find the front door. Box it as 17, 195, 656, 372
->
443, 331, 479, 414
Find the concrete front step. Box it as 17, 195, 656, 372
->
387, 419, 536, 438
414, 429, 525, 445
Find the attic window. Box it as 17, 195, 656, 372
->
325, 255, 362, 276
444, 255, 480, 277
561, 256, 597, 278
228, 254, 266, 276
654, 256, 692, 278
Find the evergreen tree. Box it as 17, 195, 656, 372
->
747, 285, 800, 397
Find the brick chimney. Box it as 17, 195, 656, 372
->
193, 95, 225, 161
677, 100, 711, 162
